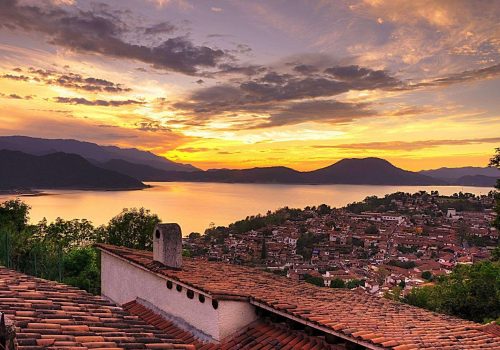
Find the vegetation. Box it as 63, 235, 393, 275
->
296, 232, 327, 260
0, 199, 160, 294
388, 260, 416, 269
405, 260, 499, 323
303, 273, 324, 287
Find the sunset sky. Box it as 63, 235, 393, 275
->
0, 0, 499, 171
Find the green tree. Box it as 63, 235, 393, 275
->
303, 274, 324, 287
101, 207, 160, 250
364, 224, 379, 235
330, 278, 346, 288
421, 271, 433, 280
489, 148, 500, 231
62, 247, 100, 295
405, 261, 499, 323
346, 279, 365, 289
188, 232, 201, 240
260, 236, 267, 260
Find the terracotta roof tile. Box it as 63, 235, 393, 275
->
0, 267, 195, 350
123, 300, 344, 350
98, 243, 500, 350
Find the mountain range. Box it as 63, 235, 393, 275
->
0, 136, 497, 190
0, 150, 145, 190
0, 136, 198, 172
419, 166, 499, 187
159, 158, 443, 185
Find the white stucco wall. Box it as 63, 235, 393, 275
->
100, 251, 257, 341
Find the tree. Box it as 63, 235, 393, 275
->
330, 278, 345, 288
62, 247, 100, 295
364, 224, 379, 235
188, 232, 201, 240
303, 274, 324, 287
489, 148, 500, 230
260, 236, 267, 260
102, 207, 160, 250
0, 199, 30, 232
421, 271, 433, 281
346, 279, 365, 289
405, 260, 499, 323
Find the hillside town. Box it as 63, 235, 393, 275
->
184, 191, 498, 297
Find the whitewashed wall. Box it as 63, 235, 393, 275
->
100, 251, 257, 341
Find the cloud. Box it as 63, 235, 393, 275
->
0, 92, 33, 99
25, 67, 132, 93
176, 147, 214, 153
1, 73, 30, 81
144, 21, 177, 35
175, 63, 400, 116
407, 63, 500, 89
135, 119, 171, 132
54, 97, 143, 106
256, 100, 375, 128
0, 0, 226, 75
314, 137, 500, 151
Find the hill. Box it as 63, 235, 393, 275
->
0, 150, 146, 190
420, 166, 500, 180
98, 159, 176, 181
306, 158, 440, 185
453, 175, 498, 187
0, 135, 198, 172
158, 158, 444, 185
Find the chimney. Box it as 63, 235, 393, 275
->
0, 313, 17, 350
153, 223, 182, 269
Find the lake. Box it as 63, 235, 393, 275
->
0, 182, 494, 235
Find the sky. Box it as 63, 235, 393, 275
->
0, 0, 499, 171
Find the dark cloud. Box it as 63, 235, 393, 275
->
313, 137, 500, 151
54, 97, 143, 106
176, 63, 401, 115
0, 92, 33, 100
26, 68, 132, 93
408, 63, 500, 89
135, 119, 171, 132
293, 64, 318, 74
256, 100, 375, 128
0, 0, 226, 75
176, 147, 214, 153
144, 21, 177, 35
215, 63, 266, 76
324, 65, 400, 89
1, 74, 30, 81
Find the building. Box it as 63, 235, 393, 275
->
95, 223, 500, 349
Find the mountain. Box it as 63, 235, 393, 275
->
0, 150, 146, 190
98, 159, 176, 181
160, 166, 305, 183
420, 166, 500, 180
0, 136, 198, 172
306, 158, 441, 185
158, 158, 444, 185
453, 175, 498, 187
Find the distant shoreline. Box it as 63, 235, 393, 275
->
0, 185, 150, 197
0, 181, 495, 198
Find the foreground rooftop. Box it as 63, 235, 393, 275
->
97, 243, 500, 350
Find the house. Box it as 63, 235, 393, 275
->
95, 223, 500, 349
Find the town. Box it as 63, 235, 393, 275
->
184, 191, 498, 298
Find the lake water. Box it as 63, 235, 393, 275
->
0, 182, 494, 235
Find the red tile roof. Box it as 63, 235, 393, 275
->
0, 267, 195, 350
97, 244, 500, 350
123, 300, 345, 350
